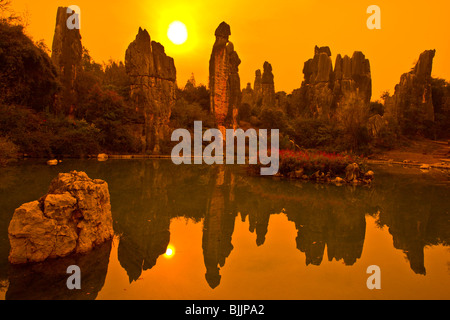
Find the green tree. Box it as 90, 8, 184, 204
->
0, 21, 60, 112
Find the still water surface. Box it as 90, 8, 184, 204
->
0, 159, 449, 300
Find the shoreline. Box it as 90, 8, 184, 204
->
366, 159, 450, 170
6, 154, 450, 169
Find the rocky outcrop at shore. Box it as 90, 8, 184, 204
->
283, 163, 374, 186
8, 171, 114, 264
125, 27, 177, 154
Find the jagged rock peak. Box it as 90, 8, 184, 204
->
8, 171, 114, 264
413, 49, 436, 78
215, 21, 231, 38
209, 21, 241, 128
262, 61, 274, 84
125, 27, 176, 81
136, 27, 151, 41
51, 6, 83, 114
315, 45, 332, 57
125, 27, 177, 153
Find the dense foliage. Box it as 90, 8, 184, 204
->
0, 7, 448, 166
0, 22, 60, 112
277, 149, 365, 176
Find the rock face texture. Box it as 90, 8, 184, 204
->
300, 46, 372, 119
241, 62, 277, 112
209, 22, 241, 129
254, 69, 262, 100
384, 50, 436, 132
8, 171, 114, 264
202, 167, 235, 289
125, 28, 177, 153
241, 82, 255, 108
51, 7, 83, 115
333, 51, 372, 110
301, 46, 335, 118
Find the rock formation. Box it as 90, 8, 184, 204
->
125, 27, 177, 154
254, 69, 262, 100
275, 91, 288, 112
367, 114, 387, 138
241, 83, 255, 108
8, 171, 114, 264
209, 22, 241, 129
384, 50, 436, 133
241, 70, 262, 111
300, 46, 372, 120
242, 62, 279, 112
333, 51, 372, 110
261, 61, 276, 108
115, 161, 171, 283
51, 6, 83, 115
202, 167, 236, 289
301, 46, 335, 118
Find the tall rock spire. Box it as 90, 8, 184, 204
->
125, 27, 177, 154
384, 50, 436, 134
209, 22, 241, 130
51, 7, 83, 115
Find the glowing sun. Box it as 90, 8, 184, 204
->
167, 21, 188, 45
164, 245, 175, 258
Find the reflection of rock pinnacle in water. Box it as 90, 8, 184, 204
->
116, 161, 171, 283
202, 167, 236, 289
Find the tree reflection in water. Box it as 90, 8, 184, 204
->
0, 160, 448, 297
108, 161, 449, 288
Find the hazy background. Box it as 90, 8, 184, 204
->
11, 0, 450, 101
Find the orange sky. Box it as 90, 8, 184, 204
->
10, 0, 450, 101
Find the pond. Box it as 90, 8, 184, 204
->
0, 159, 449, 300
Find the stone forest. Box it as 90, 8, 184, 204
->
1, 6, 449, 165
0, 2, 449, 301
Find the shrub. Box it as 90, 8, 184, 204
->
44, 117, 101, 157
369, 101, 384, 116
0, 136, 19, 166
291, 118, 339, 149
0, 104, 102, 158
0, 104, 51, 156
177, 84, 210, 112
259, 107, 291, 133
171, 98, 214, 129
0, 21, 60, 112
76, 84, 142, 153
278, 149, 362, 176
